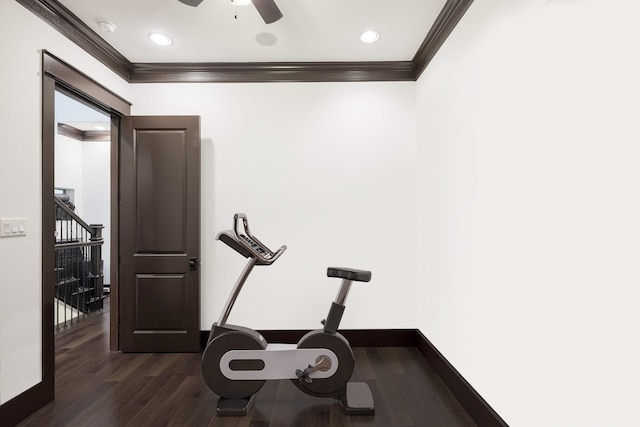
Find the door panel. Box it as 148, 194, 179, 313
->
135, 274, 188, 330
135, 131, 187, 253
120, 116, 200, 352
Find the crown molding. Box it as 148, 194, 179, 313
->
129, 61, 416, 83
56, 122, 82, 140
17, 0, 132, 80
412, 0, 475, 79
17, 0, 473, 83
57, 123, 110, 141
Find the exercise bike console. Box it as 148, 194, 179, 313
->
202, 214, 374, 417
217, 213, 287, 265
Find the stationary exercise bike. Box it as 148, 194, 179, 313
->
202, 213, 374, 416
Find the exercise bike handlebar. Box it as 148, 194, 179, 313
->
217, 213, 287, 265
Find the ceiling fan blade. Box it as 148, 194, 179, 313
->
251, 0, 283, 24
178, 0, 205, 6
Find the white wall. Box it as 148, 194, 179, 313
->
81, 141, 111, 284
130, 82, 418, 331
0, 1, 130, 404
55, 134, 84, 207
416, 0, 640, 426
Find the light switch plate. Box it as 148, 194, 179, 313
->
0, 218, 27, 237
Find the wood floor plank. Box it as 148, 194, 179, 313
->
17, 299, 477, 427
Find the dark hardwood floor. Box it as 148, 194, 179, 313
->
18, 298, 476, 427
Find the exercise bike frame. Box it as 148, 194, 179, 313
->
202, 214, 374, 416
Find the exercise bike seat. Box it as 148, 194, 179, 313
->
327, 267, 371, 283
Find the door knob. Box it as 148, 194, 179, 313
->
189, 258, 199, 270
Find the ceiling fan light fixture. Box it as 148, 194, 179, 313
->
149, 32, 173, 46
360, 30, 380, 44
252, 0, 283, 24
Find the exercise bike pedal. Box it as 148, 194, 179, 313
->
295, 355, 332, 384
295, 368, 313, 383
340, 382, 375, 416
216, 395, 256, 416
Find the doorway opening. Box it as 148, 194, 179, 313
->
53, 90, 111, 329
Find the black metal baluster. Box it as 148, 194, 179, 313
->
53, 196, 105, 332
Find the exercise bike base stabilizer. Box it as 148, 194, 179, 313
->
202, 214, 374, 416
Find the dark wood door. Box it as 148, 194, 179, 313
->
119, 116, 201, 352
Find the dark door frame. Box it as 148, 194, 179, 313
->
42, 50, 131, 348
0, 50, 131, 426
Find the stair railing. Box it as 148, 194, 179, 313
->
54, 195, 104, 331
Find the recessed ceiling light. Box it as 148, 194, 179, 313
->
93, 125, 107, 131
97, 20, 116, 33
149, 32, 173, 46
360, 30, 380, 44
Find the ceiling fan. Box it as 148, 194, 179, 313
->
178, 0, 283, 24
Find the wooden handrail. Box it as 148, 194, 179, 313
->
54, 195, 94, 234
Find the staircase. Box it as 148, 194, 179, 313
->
54, 195, 105, 329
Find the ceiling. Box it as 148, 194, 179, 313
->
57, 0, 448, 63
20, 0, 474, 82
55, 91, 110, 141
